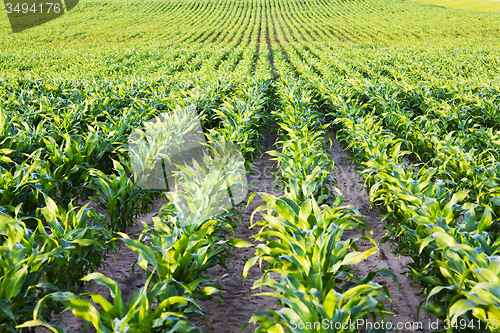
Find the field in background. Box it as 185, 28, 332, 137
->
409, 0, 500, 12
1, 0, 500, 63
1, 0, 500, 79
2, 0, 500, 332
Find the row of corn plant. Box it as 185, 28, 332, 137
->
268, 79, 335, 204
243, 192, 396, 332
292, 43, 500, 331
321, 81, 500, 220
321, 90, 500, 331
206, 76, 272, 161
11, 73, 273, 331
326, 80, 500, 237
25, 207, 252, 333
0, 71, 271, 331
0, 196, 116, 332
21, 125, 260, 332
242, 77, 396, 332
0, 74, 244, 219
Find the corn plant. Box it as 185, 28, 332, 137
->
268, 127, 335, 204
35, 195, 116, 291
243, 193, 395, 332
269, 79, 336, 205
206, 78, 271, 161
165, 141, 246, 229
246, 275, 393, 333
0, 151, 48, 221
410, 237, 500, 332
88, 160, 153, 232
0, 210, 61, 333
20, 272, 204, 333
119, 215, 251, 299
41, 134, 88, 206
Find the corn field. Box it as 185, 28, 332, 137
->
1, 0, 500, 332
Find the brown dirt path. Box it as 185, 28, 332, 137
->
329, 136, 436, 333
194, 132, 282, 332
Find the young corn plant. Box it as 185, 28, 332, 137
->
20, 272, 204, 333
206, 78, 270, 161
119, 215, 251, 301
41, 134, 88, 206
246, 274, 393, 333
165, 141, 246, 230
88, 160, 151, 232
268, 126, 335, 204
119, 220, 225, 292
35, 195, 116, 291
243, 193, 395, 332
270, 79, 336, 205
0, 210, 61, 333
0, 150, 48, 221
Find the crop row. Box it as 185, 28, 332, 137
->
0, 74, 272, 332
243, 76, 396, 332
313, 76, 500, 330
260, 37, 500, 330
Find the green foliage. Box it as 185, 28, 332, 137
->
318, 80, 500, 330
88, 160, 154, 232
0, 213, 58, 333
20, 272, 204, 333
0, 200, 114, 333
1, 0, 500, 329
35, 196, 116, 291
243, 193, 394, 332
22, 208, 252, 332
269, 79, 336, 204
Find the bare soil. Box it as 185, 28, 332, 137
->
329, 136, 436, 333
193, 133, 282, 333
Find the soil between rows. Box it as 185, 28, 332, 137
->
329, 136, 435, 333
